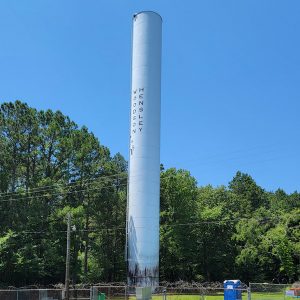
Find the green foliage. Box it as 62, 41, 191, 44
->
0, 101, 127, 285
160, 168, 198, 281
195, 186, 236, 281
0, 101, 299, 285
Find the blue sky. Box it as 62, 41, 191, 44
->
1, 1, 299, 193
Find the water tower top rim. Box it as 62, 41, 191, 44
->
133, 11, 163, 21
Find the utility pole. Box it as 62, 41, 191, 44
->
65, 213, 71, 300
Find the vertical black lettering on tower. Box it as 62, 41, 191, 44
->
130, 87, 145, 156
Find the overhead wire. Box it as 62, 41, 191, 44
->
163, 142, 300, 167
1, 141, 298, 199
0, 141, 298, 201
0, 169, 182, 203
4, 215, 283, 237
0, 166, 177, 200
0, 172, 128, 198
0, 183, 128, 203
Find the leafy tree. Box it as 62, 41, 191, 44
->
195, 186, 236, 281
0, 101, 299, 285
0, 101, 127, 285
229, 171, 268, 214
160, 168, 198, 281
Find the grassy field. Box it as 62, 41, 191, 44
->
165, 293, 286, 300
250, 293, 287, 300
125, 292, 287, 300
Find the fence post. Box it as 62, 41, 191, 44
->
247, 287, 251, 300
91, 286, 98, 300
163, 288, 167, 300
200, 287, 205, 300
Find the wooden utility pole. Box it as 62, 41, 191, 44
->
65, 213, 71, 300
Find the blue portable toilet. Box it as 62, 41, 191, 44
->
224, 280, 242, 300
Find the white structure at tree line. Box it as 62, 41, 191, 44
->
126, 11, 162, 288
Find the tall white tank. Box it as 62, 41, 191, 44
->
127, 11, 162, 287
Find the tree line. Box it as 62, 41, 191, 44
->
0, 101, 299, 286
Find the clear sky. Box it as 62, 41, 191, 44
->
1, 1, 299, 193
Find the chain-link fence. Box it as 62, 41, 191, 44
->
162, 287, 249, 300
6, 282, 299, 300
249, 283, 292, 300
89, 283, 300, 300
0, 288, 91, 300
0, 286, 248, 300
91, 285, 128, 300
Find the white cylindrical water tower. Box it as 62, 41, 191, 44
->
127, 11, 162, 287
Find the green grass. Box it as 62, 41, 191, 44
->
155, 294, 285, 300
124, 292, 285, 300
127, 293, 229, 300
251, 293, 286, 300
106, 291, 291, 300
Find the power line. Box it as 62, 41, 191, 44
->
0, 169, 175, 200
4, 216, 283, 237
0, 170, 178, 203
0, 172, 128, 198
16, 228, 126, 235
0, 183, 128, 203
